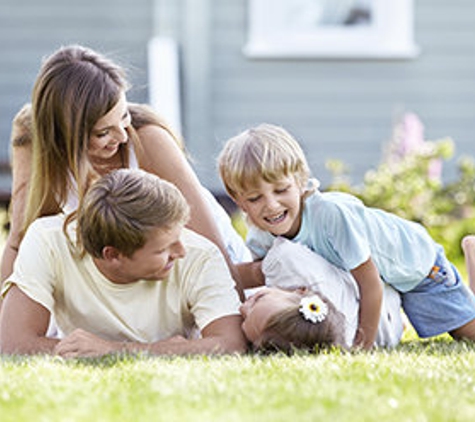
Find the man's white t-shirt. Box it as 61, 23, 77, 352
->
2, 216, 242, 342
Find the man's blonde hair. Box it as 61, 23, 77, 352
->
218, 123, 311, 199
78, 169, 190, 258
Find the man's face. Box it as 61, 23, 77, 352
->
116, 224, 186, 283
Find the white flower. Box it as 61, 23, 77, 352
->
299, 295, 328, 323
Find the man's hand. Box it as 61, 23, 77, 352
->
54, 329, 121, 358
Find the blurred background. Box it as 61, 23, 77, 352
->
1, 0, 474, 202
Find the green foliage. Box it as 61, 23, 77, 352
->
325, 113, 475, 261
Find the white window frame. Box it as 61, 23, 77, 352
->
244, 0, 419, 59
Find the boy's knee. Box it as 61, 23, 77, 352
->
450, 318, 475, 341
461, 235, 475, 254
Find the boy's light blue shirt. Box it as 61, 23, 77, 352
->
247, 190, 438, 293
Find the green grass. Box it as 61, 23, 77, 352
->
2, 209, 475, 421
1, 342, 475, 421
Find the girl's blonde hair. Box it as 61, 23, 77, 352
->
258, 291, 347, 354
24, 45, 131, 238
218, 123, 311, 199
78, 168, 190, 258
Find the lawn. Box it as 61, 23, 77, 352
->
1, 208, 475, 421
1, 341, 475, 422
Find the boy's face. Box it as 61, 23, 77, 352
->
234, 175, 304, 238
114, 224, 186, 283
240, 287, 302, 346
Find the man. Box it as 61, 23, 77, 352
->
0, 169, 246, 357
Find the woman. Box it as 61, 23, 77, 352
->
1, 44, 250, 287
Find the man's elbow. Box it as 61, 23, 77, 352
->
0, 337, 30, 355
0, 333, 52, 356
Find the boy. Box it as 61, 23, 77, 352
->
218, 123, 475, 349
0, 169, 246, 357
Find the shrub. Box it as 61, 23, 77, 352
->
325, 112, 475, 261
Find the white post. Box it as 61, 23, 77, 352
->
147, 36, 182, 134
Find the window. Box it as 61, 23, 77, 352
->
244, 0, 419, 59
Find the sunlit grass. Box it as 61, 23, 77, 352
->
2, 208, 475, 421
1, 345, 475, 422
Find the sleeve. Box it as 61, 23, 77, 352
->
182, 242, 242, 331
1, 221, 57, 313
245, 225, 276, 260
318, 200, 371, 271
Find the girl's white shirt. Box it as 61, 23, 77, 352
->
261, 237, 404, 348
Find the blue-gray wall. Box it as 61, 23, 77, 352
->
1, 0, 474, 197
177, 0, 475, 191
0, 0, 152, 193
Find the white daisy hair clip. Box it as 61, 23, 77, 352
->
299, 295, 328, 323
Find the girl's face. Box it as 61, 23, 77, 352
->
235, 175, 304, 238
240, 287, 302, 346
88, 92, 131, 161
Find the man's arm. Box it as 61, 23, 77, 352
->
54, 315, 247, 358
350, 257, 383, 350
0, 285, 59, 354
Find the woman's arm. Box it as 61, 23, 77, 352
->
0, 144, 32, 283
135, 124, 243, 293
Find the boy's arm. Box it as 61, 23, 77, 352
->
54, 315, 247, 358
235, 261, 265, 289
350, 258, 383, 350
0, 285, 59, 354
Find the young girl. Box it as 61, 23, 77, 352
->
241, 286, 347, 353
240, 237, 404, 352
1, 45, 250, 288
218, 123, 475, 350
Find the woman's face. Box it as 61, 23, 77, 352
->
240, 287, 302, 346
88, 92, 131, 161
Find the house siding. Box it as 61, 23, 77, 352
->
194, 0, 475, 191
0, 0, 152, 195
1, 0, 474, 197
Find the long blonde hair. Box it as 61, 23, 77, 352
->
22, 45, 132, 238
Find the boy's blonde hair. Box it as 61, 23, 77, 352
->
77, 169, 190, 258
218, 123, 311, 199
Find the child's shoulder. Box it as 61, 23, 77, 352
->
306, 190, 363, 210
